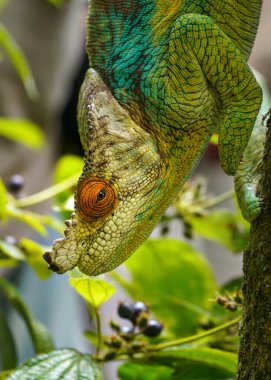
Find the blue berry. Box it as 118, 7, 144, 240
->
143, 320, 163, 338
131, 301, 148, 322
117, 302, 134, 320
7, 174, 24, 192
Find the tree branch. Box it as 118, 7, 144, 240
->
237, 114, 271, 379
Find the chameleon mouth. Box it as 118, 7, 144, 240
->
43, 215, 81, 274
43, 250, 61, 272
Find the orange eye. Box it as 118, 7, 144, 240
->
77, 178, 118, 222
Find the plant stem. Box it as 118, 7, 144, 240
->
12, 173, 79, 208
201, 189, 234, 210
147, 317, 240, 352
112, 317, 240, 360
93, 308, 102, 357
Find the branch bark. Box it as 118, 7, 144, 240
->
237, 114, 271, 379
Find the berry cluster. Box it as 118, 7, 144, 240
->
216, 291, 243, 312
104, 301, 163, 356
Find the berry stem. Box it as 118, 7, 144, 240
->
107, 317, 240, 361
147, 317, 240, 352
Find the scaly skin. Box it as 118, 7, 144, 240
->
44, 0, 263, 276
234, 119, 266, 222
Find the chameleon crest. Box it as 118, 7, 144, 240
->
45, 0, 263, 275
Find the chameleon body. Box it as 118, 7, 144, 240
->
44, 0, 263, 276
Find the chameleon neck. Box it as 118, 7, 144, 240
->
87, 0, 262, 82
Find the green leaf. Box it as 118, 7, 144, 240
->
54, 155, 83, 183
7, 349, 102, 380
83, 330, 99, 347
0, 370, 13, 380
69, 277, 115, 309
172, 361, 234, 380
114, 239, 217, 336
186, 211, 249, 253
0, 24, 38, 99
53, 155, 83, 205
118, 362, 174, 380
0, 310, 17, 370
153, 347, 237, 374
119, 358, 235, 380
0, 177, 7, 222
42, 215, 65, 234
19, 238, 51, 280
0, 255, 18, 268
0, 240, 25, 261
0, 277, 54, 354
0, 118, 44, 149
7, 207, 47, 236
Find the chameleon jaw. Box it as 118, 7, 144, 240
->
43, 214, 81, 274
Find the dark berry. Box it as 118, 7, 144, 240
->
110, 336, 122, 349
119, 326, 133, 341
143, 320, 163, 338
117, 301, 134, 320
7, 174, 24, 192
4, 235, 18, 246
131, 301, 148, 323
104, 351, 116, 361
161, 225, 169, 236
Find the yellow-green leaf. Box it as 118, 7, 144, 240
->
0, 177, 7, 222
0, 277, 54, 354
0, 118, 44, 149
19, 238, 51, 280
69, 277, 115, 309
7, 206, 47, 236
0, 240, 25, 261
0, 24, 38, 99
53, 154, 83, 205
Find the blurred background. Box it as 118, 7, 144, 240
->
0, 0, 270, 378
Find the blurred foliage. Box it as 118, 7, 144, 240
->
0, 150, 245, 379
0, 5, 254, 378
0, 119, 44, 150
0, 23, 38, 100
47, 0, 67, 8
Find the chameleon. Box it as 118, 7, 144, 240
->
44, 0, 263, 276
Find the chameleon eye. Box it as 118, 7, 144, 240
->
77, 178, 118, 222
97, 188, 106, 201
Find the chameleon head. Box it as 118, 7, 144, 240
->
44, 167, 165, 276
44, 69, 167, 276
